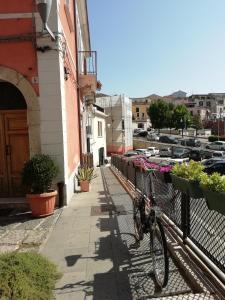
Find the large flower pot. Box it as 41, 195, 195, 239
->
171, 174, 189, 194
171, 175, 203, 198
27, 190, 57, 217
80, 180, 89, 192
155, 170, 172, 183
188, 181, 204, 198
202, 189, 225, 215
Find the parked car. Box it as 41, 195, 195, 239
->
123, 150, 138, 157
180, 138, 201, 147
189, 149, 203, 161
205, 141, 225, 151
212, 151, 225, 158
172, 147, 190, 159
201, 157, 224, 167
204, 161, 225, 175
147, 147, 159, 156
159, 135, 179, 144
159, 147, 172, 157
147, 133, 159, 141
138, 130, 148, 137
135, 148, 151, 157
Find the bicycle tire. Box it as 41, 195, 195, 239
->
133, 197, 144, 241
150, 218, 169, 288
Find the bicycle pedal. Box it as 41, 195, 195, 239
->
129, 241, 140, 249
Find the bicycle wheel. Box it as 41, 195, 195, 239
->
150, 218, 169, 288
133, 197, 143, 241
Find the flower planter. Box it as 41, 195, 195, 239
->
80, 180, 89, 192
155, 170, 172, 183
188, 181, 204, 198
27, 190, 57, 217
171, 175, 203, 198
171, 174, 190, 194
202, 189, 225, 215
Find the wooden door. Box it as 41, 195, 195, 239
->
0, 111, 29, 197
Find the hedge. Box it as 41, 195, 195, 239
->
208, 135, 225, 142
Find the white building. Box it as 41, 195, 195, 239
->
86, 104, 107, 167
96, 95, 133, 155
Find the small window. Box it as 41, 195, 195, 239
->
206, 101, 211, 107
98, 121, 102, 137
142, 113, 145, 118
136, 107, 139, 113
122, 120, 125, 130
199, 101, 203, 106
137, 112, 139, 117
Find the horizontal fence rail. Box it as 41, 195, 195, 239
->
111, 155, 225, 280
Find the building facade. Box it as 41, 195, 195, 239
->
96, 95, 133, 155
0, 0, 98, 204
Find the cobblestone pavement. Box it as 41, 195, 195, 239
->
0, 208, 62, 253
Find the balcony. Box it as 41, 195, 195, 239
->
78, 51, 97, 96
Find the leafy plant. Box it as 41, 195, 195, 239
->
22, 154, 59, 194
0, 251, 61, 300
200, 172, 225, 194
171, 160, 205, 182
76, 167, 97, 182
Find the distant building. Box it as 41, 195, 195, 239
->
86, 104, 107, 167
188, 93, 225, 120
96, 95, 133, 155
131, 97, 152, 130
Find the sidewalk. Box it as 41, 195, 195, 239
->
41, 167, 212, 300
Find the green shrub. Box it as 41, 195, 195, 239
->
208, 135, 225, 142
22, 154, 59, 193
0, 252, 61, 300
171, 160, 205, 182
200, 172, 225, 193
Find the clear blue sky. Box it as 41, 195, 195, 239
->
87, 0, 225, 98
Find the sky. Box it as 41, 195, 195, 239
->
87, 0, 225, 98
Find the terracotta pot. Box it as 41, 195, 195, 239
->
27, 190, 57, 217
80, 180, 89, 192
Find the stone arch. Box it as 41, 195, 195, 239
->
0, 66, 41, 156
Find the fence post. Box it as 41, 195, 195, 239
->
181, 192, 190, 243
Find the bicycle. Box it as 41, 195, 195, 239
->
132, 169, 169, 289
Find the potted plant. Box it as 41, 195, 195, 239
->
22, 154, 59, 217
171, 161, 205, 198
76, 167, 96, 192
154, 165, 173, 183
200, 172, 225, 215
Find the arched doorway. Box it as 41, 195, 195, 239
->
0, 81, 29, 196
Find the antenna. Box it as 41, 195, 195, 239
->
36, 0, 56, 40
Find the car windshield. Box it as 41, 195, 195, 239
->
174, 149, 183, 153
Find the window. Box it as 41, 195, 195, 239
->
122, 120, 125, 130
137, 112, 139, 117
142, 113, 145, 118
136, 107, 139, 113
199, 101, 203, 106
98, 121, 102, 137
206, 101, 211, 107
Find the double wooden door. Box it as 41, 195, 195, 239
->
0, 110, 29, 197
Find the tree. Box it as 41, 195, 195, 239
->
165, 102, 175, 134
173, 104, 191, 137
191, 115, 203, 136
148, 99, 169, 133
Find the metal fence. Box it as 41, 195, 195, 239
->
111, 155, 225, 277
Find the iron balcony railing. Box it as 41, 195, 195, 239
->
111, 155, 225, 285
78, 51, 97, 76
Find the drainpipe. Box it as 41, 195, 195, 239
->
73, 1, 83, 163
